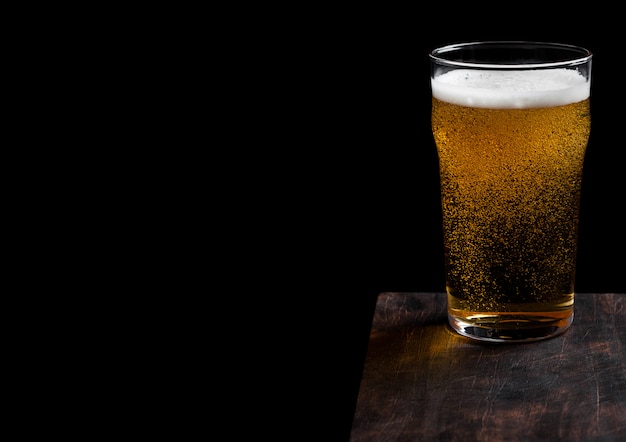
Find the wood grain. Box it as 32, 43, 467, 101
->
351, 292, 626, 441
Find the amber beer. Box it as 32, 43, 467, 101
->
430, 42, 592, 342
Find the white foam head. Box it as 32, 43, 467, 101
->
431, 69, 590, 109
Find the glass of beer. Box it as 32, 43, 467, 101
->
429, 41, 592, 342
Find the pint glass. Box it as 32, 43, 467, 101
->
429, 42, 592, 342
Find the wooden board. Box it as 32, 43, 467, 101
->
351, 292, 626, 441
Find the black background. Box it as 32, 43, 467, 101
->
276, 12, 624, 439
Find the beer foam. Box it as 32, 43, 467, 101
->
431, 69, 590, 108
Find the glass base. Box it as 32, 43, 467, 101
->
448, 312, 573, 343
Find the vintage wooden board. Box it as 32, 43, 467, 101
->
351, 292, 626, 441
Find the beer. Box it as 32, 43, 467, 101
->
431, 68, 591, 341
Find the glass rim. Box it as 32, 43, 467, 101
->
429, 41, 592, 69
